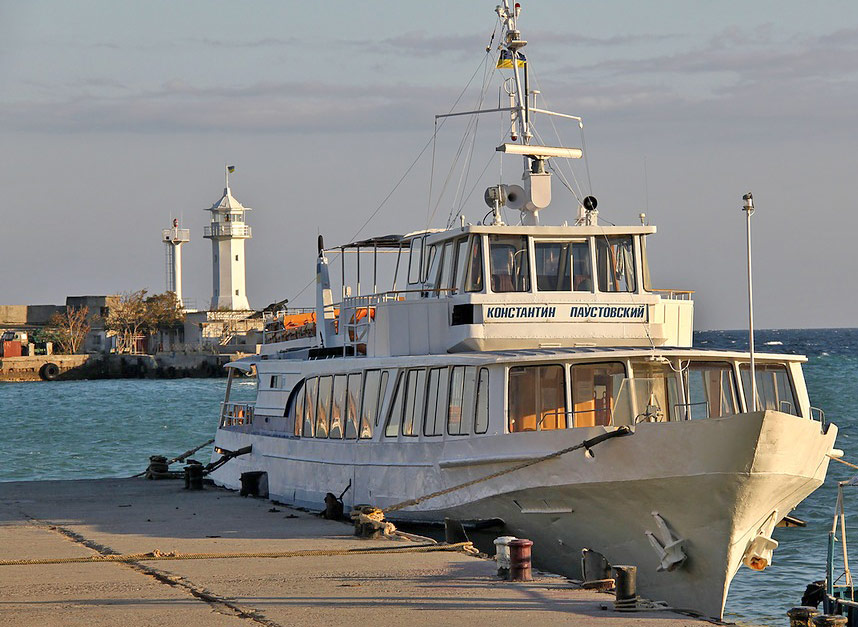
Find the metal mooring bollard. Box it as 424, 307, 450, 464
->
811, 615, 848, 627
787, 606, 820, 627
509, 538, 533, 582
612, 565, 638, 611
184, 462, 204, 490
494, 536, 517, 578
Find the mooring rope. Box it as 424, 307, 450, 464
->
0, 542, 475, 567
829, 455, 858, 471
383, 426, 632, 513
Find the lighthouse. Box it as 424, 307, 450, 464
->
203, 166, 252, 311
162, 218, 190, 306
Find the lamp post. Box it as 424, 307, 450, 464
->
742, 192, 757, 411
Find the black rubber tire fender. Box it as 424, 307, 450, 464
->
39, 362, 60, 381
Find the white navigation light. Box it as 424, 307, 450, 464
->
496, 143, 583, 159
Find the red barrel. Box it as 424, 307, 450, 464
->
509, 538, 533, 581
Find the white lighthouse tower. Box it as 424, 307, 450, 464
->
162, 218, 190, 306
203, 166, 252, 311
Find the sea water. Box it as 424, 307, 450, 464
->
1, 328, 857, 626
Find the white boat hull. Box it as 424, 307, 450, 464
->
211, 409, 836, 619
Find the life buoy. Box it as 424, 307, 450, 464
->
39, 362, 60, 381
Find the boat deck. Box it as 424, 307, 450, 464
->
0, 478, 711, 626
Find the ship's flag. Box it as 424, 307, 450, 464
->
227, 165, 235, 173
497, 50, 526, 69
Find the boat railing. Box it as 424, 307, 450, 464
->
220, 401, 255, 428
811, 406, 826, 429
651, 289, 695, 301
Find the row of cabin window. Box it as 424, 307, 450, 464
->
409, 234, 639, 295
508, 361, 800, 432
286, 366, 489, 440
385, 366, 489, 437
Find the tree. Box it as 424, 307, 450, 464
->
42, 306, 91, 354
144, 291, 185, 332
105, 290, 186, 353
105, 290, 148, 353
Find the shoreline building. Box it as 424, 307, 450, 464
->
204, 166, 252, 311
162, 218, 190, 307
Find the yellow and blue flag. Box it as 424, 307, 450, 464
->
497, 50, 526, 69
227, 165, 235, 173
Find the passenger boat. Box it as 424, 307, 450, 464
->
209, 2, 838, 618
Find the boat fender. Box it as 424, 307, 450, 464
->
645, 512, 687, 572
742, 534, 778, 571
39, 362, 60, 381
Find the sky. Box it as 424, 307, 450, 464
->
2, 0, 858, 330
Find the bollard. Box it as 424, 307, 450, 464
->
494, 536, 517, 578
184, 462, 204, 490
787, 606, 820, 627
812, 615, 847, 627
613, 565, 638, 611
509, 538, 533, 582
444, 518, 469, 544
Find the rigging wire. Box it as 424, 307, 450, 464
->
289, 46, 497, 306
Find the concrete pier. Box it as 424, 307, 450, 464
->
0, 479, 711, 626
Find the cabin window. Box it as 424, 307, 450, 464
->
489, 235, 530, 293
508, 364, 566, 432
287, 379, 305, 436
344, 373, 361, 439
423, 367, 448, 436
464, 236, 484, 292
315, 376, 333, 438
448, 365, 476, 435
740, 363, 799, 415
359, 370, 384, 439
386, 372, 405, 437
303, 377, 318, 437
571, 363, 625, 427
682, 362, 738, 419
408, 237, 424, 285
330, 374, 347, 439
452, 238, 469, 293
627, 362, 680, 423
474, 367, 489, 434
402, 369, 427, 437
596, 236, 636, 293
270, 375, 279, 389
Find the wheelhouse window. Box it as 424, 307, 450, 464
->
464, 236, 484, 292
407, 237, 424, 285
452, 239, 469, 293
423, 367, 448, 436
740, 363, 799, 415
508, 364, 566, 432
571, 363, 625, 427
596, 236, 636, 293
489, 235, 530, 293
535, 240, 592, 292
682, 362, 738, 419
438, 241, 455, 295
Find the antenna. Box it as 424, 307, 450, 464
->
742, 192, 757, 411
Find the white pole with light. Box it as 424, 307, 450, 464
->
742, 192, 757, 410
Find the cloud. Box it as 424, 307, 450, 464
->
0, 80, 453, 134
